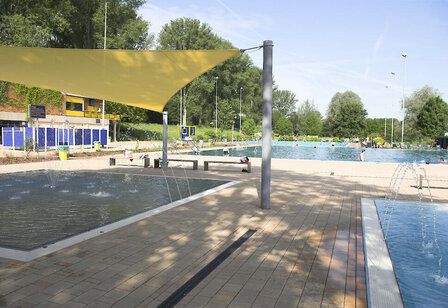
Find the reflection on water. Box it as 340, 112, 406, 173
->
376, 199, 448, 307
198, 143, 448, 163
0, 171, 228, 251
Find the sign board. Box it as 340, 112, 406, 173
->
28, 105, 46, 119
180, 126, 196, 139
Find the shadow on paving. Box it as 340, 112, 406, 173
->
0, 163, 441, 307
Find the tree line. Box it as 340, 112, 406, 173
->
1, 1, 446, 142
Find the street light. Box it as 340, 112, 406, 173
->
401, 52, 407, 143
389, 71, 396, 144
215, 76, 219, 132
239, 87, 243, 132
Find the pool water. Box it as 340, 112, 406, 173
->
0, 171, 228, 251
376, 199, 448, 307
198, 143, 448, 163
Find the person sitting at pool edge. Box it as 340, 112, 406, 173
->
240, 156, 250, 172
124, 149, 133, 162
223, 145, 229, 156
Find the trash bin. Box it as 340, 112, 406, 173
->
94, 141, 101, 152
58, 146, 69, 160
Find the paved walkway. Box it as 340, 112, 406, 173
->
0, 157, 447, 307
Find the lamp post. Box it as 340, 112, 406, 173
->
401, 52, 407, 143
215, 76, 219, 132
389, 72, 396, 144
239, 87, 243, 132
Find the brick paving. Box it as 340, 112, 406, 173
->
1, 157, 447, 307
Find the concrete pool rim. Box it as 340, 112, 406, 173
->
361, 198, 404, 308
0, 174, 239, 262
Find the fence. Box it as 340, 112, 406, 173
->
2, 127, 108, 150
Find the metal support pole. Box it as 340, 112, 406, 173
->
391, 118, 394, 144
179, 89, 183, 128
101, 1, 107, 129
215, 77, 219, 132
162, 111, 168, 170
113, 121, 117, 142
401, 54, 407, 143
239, 87, 243, 132
261, 40, 273, 210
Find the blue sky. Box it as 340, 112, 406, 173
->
140, 0, 448, 118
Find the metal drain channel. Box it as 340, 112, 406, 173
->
157, 229, 257, 308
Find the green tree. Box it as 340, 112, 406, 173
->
0, 0, 153, 120
105, 101, 147, 123
364, 118, 385, 138
302, 112, 323, 135
275, 116, 293, 136
295, 100, 322, 135
158, 18, 263, 128
242, 118, 257, 136
416, 96, 448, 138
273, 89, 297, 116
218, 99, 237, 129
326, 91, 367, 137
403, 85, 441, 140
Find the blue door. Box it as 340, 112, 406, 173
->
100, 129, 108, 145
46, 128, 56, 147
58, 129, 69, 145
74, 129, 83, 145
37, 128, 45, 148
92, 129, 100, 143
14, 127, 24, 147
2, 128, 13, 146
68, 129, 74, 146
83, 129, 91, 145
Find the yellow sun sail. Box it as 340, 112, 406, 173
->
0, 46, 240, 112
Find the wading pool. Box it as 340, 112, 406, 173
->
0, 170, 231, 260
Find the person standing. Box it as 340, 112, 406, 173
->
359, 149, 365, 162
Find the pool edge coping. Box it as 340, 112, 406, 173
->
0, 180, 240, 262
361, 197, 404, 308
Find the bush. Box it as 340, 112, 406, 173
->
305, 135, 321, 142
373, 137, 385, 145
118, 124, 162, 141
278, 135, 295, 141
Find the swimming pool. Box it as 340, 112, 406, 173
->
0, 171, 231, 259
197, 143, 448, 163
375, 199, 448, 307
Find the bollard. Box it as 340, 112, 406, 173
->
110, 157, 116, 166
144, 157, 150, 168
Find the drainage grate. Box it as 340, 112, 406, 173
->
157, 229, 257, 308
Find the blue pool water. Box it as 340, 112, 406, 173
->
0, 171, 228, 251
376, 199, 448, 307
197, 142, 448, 163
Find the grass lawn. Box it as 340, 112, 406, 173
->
119, 122, 238, 141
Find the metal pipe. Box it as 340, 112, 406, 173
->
261, 40, 273, 210
162, 111, 168, 170
239, 87, 243, 132
215, 77, 219, 132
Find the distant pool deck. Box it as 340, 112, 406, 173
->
1, 153, 448, 307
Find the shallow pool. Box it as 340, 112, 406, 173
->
376, 199, 448, 307
198, 143, 448, 163
0, 171, 228, 251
